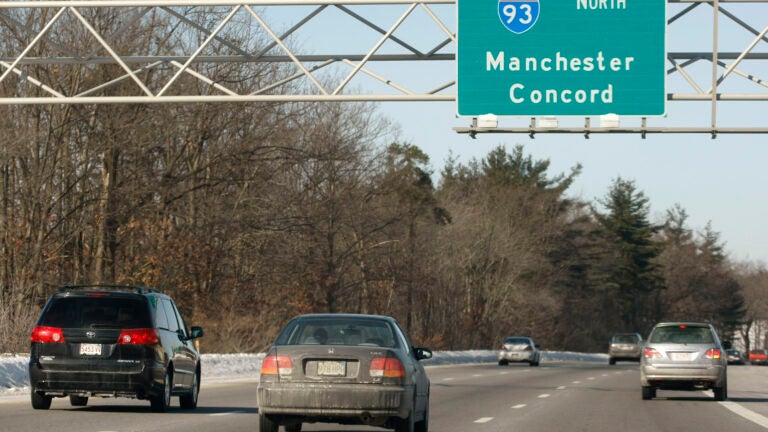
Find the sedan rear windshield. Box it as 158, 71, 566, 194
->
504, 337, 532, 345
278, 318, 398, 348
649, 325, 714, 344
40, 297, 151, 329
612, 335, 641, 344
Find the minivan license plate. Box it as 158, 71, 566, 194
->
318, 361, 346, 376
80, 343, 102, 356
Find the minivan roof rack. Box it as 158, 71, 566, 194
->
57, 284, 162, 294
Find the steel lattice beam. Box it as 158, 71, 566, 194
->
0, 0, 767, 134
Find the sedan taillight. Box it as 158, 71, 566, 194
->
370, 357, 405, 378
261, 355, 293, 376
31, 326, 65, 343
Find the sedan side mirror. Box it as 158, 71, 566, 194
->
415, 347, 433, 361
189, 326, 204, 340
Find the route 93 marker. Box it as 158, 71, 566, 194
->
457, 0, 667, 117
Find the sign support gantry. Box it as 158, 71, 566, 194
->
0, 0, 767, 135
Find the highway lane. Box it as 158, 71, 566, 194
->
3, 362, 768, 431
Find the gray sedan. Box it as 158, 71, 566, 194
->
498, 336, 541, 366
640, 322, 728, 401
257, 313, 432, 432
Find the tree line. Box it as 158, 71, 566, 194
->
1, 7, 766, 354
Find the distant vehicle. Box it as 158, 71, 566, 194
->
608, 332, 644, 365
748, 349, 768, 365
641, 322, 728, 401
498, 336, 541, 366
257, 313, 432, 432
726, 349, 748, 365
29, 285, 204, 412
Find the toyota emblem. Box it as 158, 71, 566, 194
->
86, 331, 96, 339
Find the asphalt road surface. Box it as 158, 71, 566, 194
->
3, 361, 768, 432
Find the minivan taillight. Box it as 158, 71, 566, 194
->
117, 328, 159, 345
370, 357, 405, 378
261, 355, 293, 375
31, 326, 65, 343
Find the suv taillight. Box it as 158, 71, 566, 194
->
117, 328, 159, 345
370, 357, 405, 378
705, 348, 722, 359
644, 347, 662, 359
31, 326, 65, 343
261, 355, 293, 375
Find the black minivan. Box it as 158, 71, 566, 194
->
29, 285, 203, 412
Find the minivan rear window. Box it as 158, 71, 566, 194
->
40, 297, 151, 328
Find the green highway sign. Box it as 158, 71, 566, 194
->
457, 0, 667, 117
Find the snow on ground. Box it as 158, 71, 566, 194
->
0, 350, 607, 401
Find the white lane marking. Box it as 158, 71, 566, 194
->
499, 371, 510, 375
720, 402, 768, 429
210, 411, 246, 416
557, 386, 566, 390
572, 381, 581, 384
512, 404, 527, 409
538, 394, 550, 399
443, 377, 455, 381
587, 377, 596, 380
474, 417, 494, 423
473, 374, 483, 377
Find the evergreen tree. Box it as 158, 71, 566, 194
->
593, 178, 664, 334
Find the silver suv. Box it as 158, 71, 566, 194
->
609, 332, 643, 365
641, 322, 728, 401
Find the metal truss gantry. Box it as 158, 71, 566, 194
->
0, 0, 767, 135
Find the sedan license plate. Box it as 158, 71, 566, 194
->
318, 360, 346, 376
79, 343, 102, 356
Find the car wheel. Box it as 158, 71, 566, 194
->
641, 386, 655, 400
285, 423, 302, 432
714, 380, 727, 401
69, 395, 88, 406
415, 398, 429, 432
498, 360, 508, 366
180, 371, 200, 409
609, 358, 616, 365
258, 413, 279, 432
395, 410, 415, 432
31, 391, 52, 410
151, 369, 173, 413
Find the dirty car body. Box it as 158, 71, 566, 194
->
257, 313, 432, 432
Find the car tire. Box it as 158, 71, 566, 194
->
258, 413, 279, 432
395, 408, 416, 432
498, 360, 508, 366
151, 370, 173, 413
69, 395, 88, 406
180, 371, 200, 409
415, 399, 429, 432
714, 380, 727, 401
285, 423, 302, 432
31, 391, 52, 410
609, 358, 616, 365
641, 386, 655, 400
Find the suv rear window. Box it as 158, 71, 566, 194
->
40, 297, 151, 328
649, 325, 714, 344
612, 334, 641, 344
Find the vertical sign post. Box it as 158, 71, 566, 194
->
457, 0, 667, 117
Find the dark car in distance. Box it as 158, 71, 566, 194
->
257, 313, 432, 432
726, 349, 748, 365
29, 285, 204, 412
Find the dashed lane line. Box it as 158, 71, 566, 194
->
512, 404, 527, 409
474, 417, 494, 423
